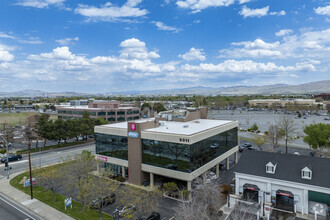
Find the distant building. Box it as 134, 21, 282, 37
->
233, 151, 330, 217
56, 100, 141, 123
314, 93, 330, 101
14, 105, 34, 110
248, 99, 316, 108
69, 100, 89, 106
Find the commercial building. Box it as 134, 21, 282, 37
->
56, 100, 140, 123
233, 151, 330, 217
94, 108, 239, 191
248, 99, 316, 108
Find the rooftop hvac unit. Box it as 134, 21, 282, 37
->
159, 122, 165, 126
168, 114, 172, 121
183, 125, 189, 128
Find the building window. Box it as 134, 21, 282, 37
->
89, 112, 96, 116
266, 162, 276, 174
98, 112, 106, 116
63, 111, 67, 114
58, 110, 63, 114
117, 111, 125, 115
118, 117, 125, 121
301, 167, 312, 180
133, 110, 139, 114
108, 118, 115, 122
95, 133, 128, 160
108, 111, 116, 115
127, 110, 133, 115
68, 111, 72, 114
133, 116, 139, 120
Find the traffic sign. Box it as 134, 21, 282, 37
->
65, 197, 72, 209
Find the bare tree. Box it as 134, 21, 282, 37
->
61, 150, 97, 211
252, 136, 266, 151
267, 124, 281, 150
119, 187, 162, 219
278, 114, 297, 154
35, 166, 65, 202
176, 179, 225, 220
226, 201, 258, 220
83, 176, 119, 220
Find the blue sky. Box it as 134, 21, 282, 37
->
0, 0, 329, 93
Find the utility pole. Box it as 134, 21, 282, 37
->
3, 123, 5, 151
28, 139, 33, 200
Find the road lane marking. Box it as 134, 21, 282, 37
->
0, 160, 28, 167
0, 197, 36, 220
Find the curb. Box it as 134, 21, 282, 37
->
18, 141, 95, 156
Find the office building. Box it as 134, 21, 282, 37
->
56, 100, 140, 123
94, 108, 239, 191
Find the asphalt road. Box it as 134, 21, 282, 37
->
0, 143, 95, 178
0, 194, 39, 220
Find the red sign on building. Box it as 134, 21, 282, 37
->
130, 123, 137, 131
97, 156, 108, 162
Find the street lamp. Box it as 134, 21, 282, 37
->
0, 134, 11, 179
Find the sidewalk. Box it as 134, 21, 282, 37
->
0, 171, 74, 220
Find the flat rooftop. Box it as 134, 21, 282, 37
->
100, 118, 234, 135
57, 106, 137, 110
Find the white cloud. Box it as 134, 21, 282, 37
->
119, 38, 160, 60
275, 29, 293, 37
219, 28, 330, 60
55, 37, 79, 45
315, 5, 330, 16
15, 0, 65, 8
152, 21, 181, 33
18, 37, 43, 44
74, 0, 148, 22
29, 46, 75, 60
0, 32, 16, 40
179, 48, 206, 61
176, 0, 235, 13
239, 5, 269, 18
0, 50, 14, 62
270, 10, 286, 16
239, 6, 285, 18
239, 0, 251, 4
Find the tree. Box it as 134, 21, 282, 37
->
95, 117, 108, 126
62, 150, 97, 211
36, 114, 50, 149
35, 166, 65, 202
278, 114, 297, 154
226, 201, 257, 220
266, 124, 281, 150
175, 179, 224, 220
141, 102, 152, 111
152, 102, 166, 113
80, 111, 94, 140
119, 187, 162, 219
252, 136, 266, 151
250, 123, 258, 132
83, 176, 119, 220
303, 123, 330, 149
52, 118, 66, 144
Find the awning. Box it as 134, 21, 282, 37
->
276, 189, 294, 197
243, 183, 260, 191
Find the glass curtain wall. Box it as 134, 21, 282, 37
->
142, 128, 237, 172
95, 133, 128, 160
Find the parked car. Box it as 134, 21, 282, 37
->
138, 212, 160, 220
1, 154, 22, 163
119, 205, 136, 217
90, 193, 116, 209
239, 143, 254, 152
210, 143, 219, 149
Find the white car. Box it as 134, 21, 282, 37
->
210, 143, 219, 149
118, 205, 136, 217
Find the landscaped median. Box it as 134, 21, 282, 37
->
10, 172, 113, 220
16, 140, 94, 154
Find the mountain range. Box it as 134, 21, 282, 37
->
0, 80, 329, 97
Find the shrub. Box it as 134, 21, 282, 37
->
247, 128, 251, 132
181, 189, 189, 200
256, 130, 260, 133
219, 185, 231, 198
164, 182, 178, 193
264, 131, 268, 135
0, 149, 6, 154
116, 176, 126, 182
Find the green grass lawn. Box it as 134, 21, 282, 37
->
10, 172, 112, 220
16, 140, 94, 154
0, 112, 57, 126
